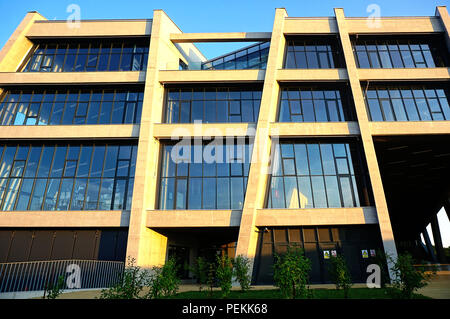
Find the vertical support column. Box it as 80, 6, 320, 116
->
334, 8, 398, 279
444, 200, 450, 222
436, 6, 450, 52
0, 11, 46, 72
126, 10, 184, 268
0, 12, 46, 132
430, 214, 447, 263
235, 8, 288, 278
422, 229, 438, 262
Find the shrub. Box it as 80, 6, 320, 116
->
233, 255, 251, 292
328, 255, 352, 298
216, 254, 234, 298
273, 246, 311, 299
146, 257, 180, 299
99, 257, 148, 299
373, 249, 391, 288
206, 262, 216, 297
389, 252, 435, 299
189, 257, 209, 291
43, 275, 65, 299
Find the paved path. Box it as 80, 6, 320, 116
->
417, 272, 450, 299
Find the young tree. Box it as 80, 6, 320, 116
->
99, 257, 148, 299
189, 256, 208, 291
216, 254, 233, 298
146, 257, 180, 299
273, 246, 311, 299
233, 255, 252, 292
389, 252, 435, 299
206, 262, 216, 297
328, 255, 352, 298
43, 275, 65, 299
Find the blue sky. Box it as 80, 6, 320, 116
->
0, 0, 449, 58
0, 0, 449, 246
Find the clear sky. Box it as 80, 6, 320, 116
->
0, 0, 449, 247
1, 0, 449, 58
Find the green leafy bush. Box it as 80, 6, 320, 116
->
43, 275, 65, 299
99, 257, 148, 299
232, 255, 251, 292
373, 249, 391, 288
328, 255, 352, 298
206, 262, 216, 297
389, 252, 435, 299
273, 247, 311, 299
146, 257, 180, 299
216, 255, 234, 298
189, 257, 209, 291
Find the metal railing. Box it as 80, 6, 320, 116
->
0, 259, 125, 293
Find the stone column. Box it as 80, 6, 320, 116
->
430, 214, 447, 263
334, 8, 398, 279
235, 8, 288, 278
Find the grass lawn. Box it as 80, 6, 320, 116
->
170, 288, 431, 299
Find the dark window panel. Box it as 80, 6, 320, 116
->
365, 85, 449, 122
353, 36, 447, 69
23, 39, 149, 72
267, 141, 368, 209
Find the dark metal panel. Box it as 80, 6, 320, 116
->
50, 230, 75, 260
0, 231, 12, 262
7, 231, 33, 262
28, 231, 54, 261
72, 230, 97, 260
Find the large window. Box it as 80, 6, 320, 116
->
279, 86, 354, 122
352, 36, 448, 68
159, 140, 253, 210
267, 140, 371, 209
284, 37, 344, 69
364, 85, 450, 121
165, 86, 262, 123
0, 142, 137, 211
22, 39, 149, 72
0, 87, 143, 125
201, 42, 269, 70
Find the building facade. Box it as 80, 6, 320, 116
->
0, 7, 449, 286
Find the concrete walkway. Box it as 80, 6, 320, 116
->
417, 271, 450, 299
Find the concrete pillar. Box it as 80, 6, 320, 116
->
422, 229, 437, 262
435, 6, 450, 53
430, 214, 447, 263
126, 10, 185, 268
443, 200, 450, 222
0, 11, 46, 72
334, 8, 398, 279
235, 8, 288, 277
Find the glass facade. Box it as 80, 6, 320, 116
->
22, 39, 149, 72
267, 140, 371, 209
159, 140, 253, 210
365, 85, 450, 121
278, 86, 354, 122
201, 42, 269, 70
352, 37, 447, 68
284, 38, 343, 69
165, 86, 262, 123
0, 88, 144, 125
0, 142, 137, 211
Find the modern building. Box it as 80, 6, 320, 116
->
0, 6, 449, 288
